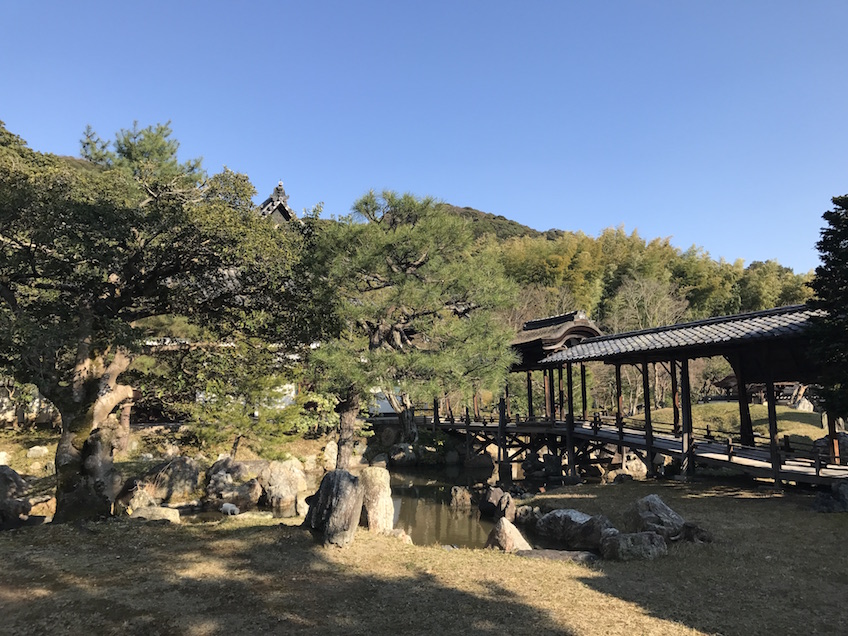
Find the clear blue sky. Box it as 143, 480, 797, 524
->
3, 1, 846, 273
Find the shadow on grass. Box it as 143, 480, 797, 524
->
0, 518, 575, 636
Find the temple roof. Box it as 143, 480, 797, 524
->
511, 310, 602, 371
539, 305, 821, 382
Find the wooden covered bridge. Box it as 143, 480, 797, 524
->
433, 305, 848, 486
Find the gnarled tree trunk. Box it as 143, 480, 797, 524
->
335, 391, 359, 471
54, 348, 134, 523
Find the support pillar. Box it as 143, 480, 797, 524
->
641, 359, 654, 474
498, 397, 510, 482
735, 358, 755, 446
615, 364, 624, 465
526, 371, 534, 420
766, 379, 781, 486
566, 363, 576, 476
670, 360, 680, 435
580, 363, 588, 421
680, 358, 694, 475
558, 367, 565, 421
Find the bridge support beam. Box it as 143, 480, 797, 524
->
680, 358, 694, 475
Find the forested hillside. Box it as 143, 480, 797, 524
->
439, 201, 813, 332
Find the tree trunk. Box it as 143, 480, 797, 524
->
54, 349, 134, 522
302, 469, 364, 547
335, 392, 359, 471
385, 390, 417, 442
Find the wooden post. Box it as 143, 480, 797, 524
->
680, 358, 694, 475
641, 359, 654, 474
670, 360, 680, 435
498, 397, 509, 482
615, 363, 624, 463
549, 368, 556, 423
543, 369, 552, 421
580, 363, 588, 421
827, 412, 841, 464
766, 379, 781, 486
735, 359, 755, 446
433, 398, 439, 431
526, 371, 534, 420
505, 383, 511, 419
558, 367, 565, 421
567, 363, 575, 426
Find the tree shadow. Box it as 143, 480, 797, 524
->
0, 518, 576, 636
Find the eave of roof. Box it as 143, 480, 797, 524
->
540, 305, 820, 365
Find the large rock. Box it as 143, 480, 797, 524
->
130, 506, 181, 524
813, 432, 848, 463
603, 452, 648, 482
600, 529, 667, 560
514, 549, 598, 565
535, 509, 616, 551
0, 466, 31, 528
26, 445, 49, 459
359, 467, 394, 533
205, 457, 263, 511
143, 457, 203, 503
450, 486, 473, 510
794, 397, 814, 412
416, 445, 443, 466
322, 440, 339, 471
623, 494, 685, 539
389, 443, 417, 467
258, 459, 307, 518
514, 505, 543, 526
485, 517, 532, 552
496, 492, 516, 523
303, 470, 364, 547
813, 481, 848, 513
478, 486, 505, 518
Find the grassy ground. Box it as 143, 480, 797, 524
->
2, 478, 848, 636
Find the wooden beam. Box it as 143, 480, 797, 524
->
526, 371, 534, 419
615, 363, 624, 464
670, 359, 680, 435
567, 363, 575, 426
735, 357, 755, 446
558, 367, 565, 421
766, 379, 781, 486
580, 363, 588, 421
641, 358, 654, 473
680, 358, 694, 475
543, 370, 552, 421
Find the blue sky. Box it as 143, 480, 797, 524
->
3, 1, 846, 273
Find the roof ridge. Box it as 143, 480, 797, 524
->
584, 304, 812, 344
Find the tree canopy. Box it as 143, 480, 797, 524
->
0, 120, 302, 519
304, 191, 518, 466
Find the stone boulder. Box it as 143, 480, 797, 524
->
389, 443, 417, 467
514, 505, 543, 526
794, 397, 814, 412
623, 494, 685, 540
496, 492, 516, 523
600, 529, 667, 560
450, 486, 473, 511
535, 509, 616, 551
514, 549, 598, 565
130, 506, 181, 524
26, 445, 49, 459
142, 457, 203, 503
205, 458, 262, 511
478, 486, 505, 518
416, 445, 443, 466
322, 440, 339, 471
603, 452, 648, 482
0, 466, 31, 528
303, 470, 364, 547
813, 481, 848, 513
813, 432, 848, 463
370, 453, 389, 469
359, 467, 394, 533
258, 459, 307, 518
485, 518, 532, 552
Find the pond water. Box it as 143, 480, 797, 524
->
390, 468, 497, 548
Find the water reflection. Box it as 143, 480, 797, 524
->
390, 469, 495, 548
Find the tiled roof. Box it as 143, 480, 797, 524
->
540, 305, 820, 365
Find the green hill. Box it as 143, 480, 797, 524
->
437, 203, 564, 241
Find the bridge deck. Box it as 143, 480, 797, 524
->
435, 418, 848, 486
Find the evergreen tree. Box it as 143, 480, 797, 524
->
305, 191, 517, 468
808, 195, 848, 419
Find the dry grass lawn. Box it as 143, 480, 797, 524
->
3, 477, 848, 636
